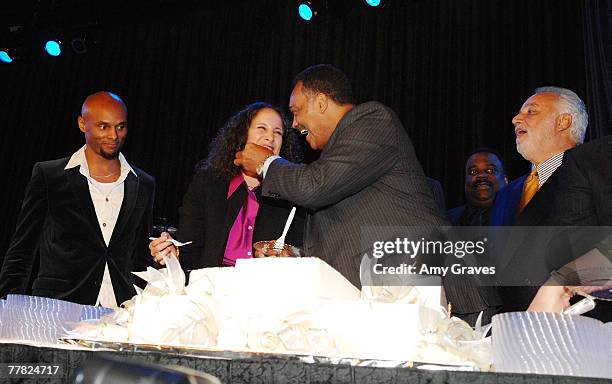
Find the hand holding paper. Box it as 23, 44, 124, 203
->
148, 232, 192, 265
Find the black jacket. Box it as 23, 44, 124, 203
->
176, 169, 304, 270
0, 157, 155, 305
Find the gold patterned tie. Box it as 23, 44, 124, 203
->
518, 167, 539, 213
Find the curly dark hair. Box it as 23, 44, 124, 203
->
198, 102, 303, 180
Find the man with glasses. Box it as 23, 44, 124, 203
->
447, 148, 507, 226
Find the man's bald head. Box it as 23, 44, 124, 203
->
81, 91, 127, 118
78, 91, 128, 160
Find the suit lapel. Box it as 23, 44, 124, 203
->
518, 171, 558, 225
110, 172, 139, 246
66, 167, 106, 248
224, 185, 247, 243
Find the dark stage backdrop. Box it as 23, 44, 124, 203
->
1, 0, 611, 262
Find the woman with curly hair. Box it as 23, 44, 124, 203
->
149, 102, 304, 269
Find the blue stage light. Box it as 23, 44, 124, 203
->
298, 3, 314, 21
45, 40, 62, 57
0, 50, 13, 63
365, 0, 381, 6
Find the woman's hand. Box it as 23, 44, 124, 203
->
148, 231, 178, 265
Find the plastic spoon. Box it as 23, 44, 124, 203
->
273, 207, 296, 250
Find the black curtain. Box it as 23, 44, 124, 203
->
583, 0, 612, 139
1, 0, 610, 261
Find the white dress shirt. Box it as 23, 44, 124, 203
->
262, 155, 281, 178
64, 145, 136, 307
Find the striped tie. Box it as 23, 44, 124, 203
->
518, 167, 539, 213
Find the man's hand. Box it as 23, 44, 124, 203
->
149, 232, 178, 265
234, 143, 273, 175
528, 285, 572, 313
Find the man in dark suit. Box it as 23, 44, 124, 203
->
447, 148, 507, 226
489, 87, 589, 312
0, 91, 155, 306
545, 135, 612, 321
444, 148, 507, 326
235, 64, 448, 287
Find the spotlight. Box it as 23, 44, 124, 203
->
71, 37, 87, 55
365, 0, 381, 6
297, 0, 327, 21
44, 40, 62, 57
298, 2, 317, 21
0, 49, 13, 63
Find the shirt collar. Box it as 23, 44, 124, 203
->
532, 151, 564, 187
227, 173, 245, 199
64, 145, 136, 178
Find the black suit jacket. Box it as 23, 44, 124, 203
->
490, 167, 564, 312
489, 171, 560, 226
262, 102, 448, 287
447, 204, 493, 226
493, 146, 610, 314
549, 135, 612, 225
444, 203, 502, 325
0, 157, 155, 306
547, 136, 612, 321
176, 169, 304, 270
